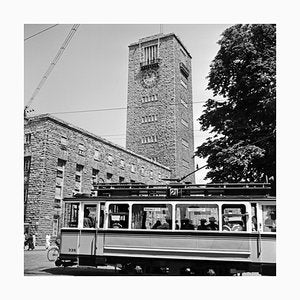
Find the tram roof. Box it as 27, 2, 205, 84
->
63, 182, 275, 201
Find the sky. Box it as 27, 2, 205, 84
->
24, 24, 231, 183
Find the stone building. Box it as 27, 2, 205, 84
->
24, 114, 171, 244
126, 33, 195, 182
24, 32, 196, 244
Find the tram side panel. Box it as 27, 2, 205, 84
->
100, 231, 251, 262
249, 234, 276, 264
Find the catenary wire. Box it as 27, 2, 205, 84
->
46, 100, 211, 115
25, 24, 80, 112
24, 24, 59, 41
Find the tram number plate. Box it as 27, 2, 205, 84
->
169, 188, 179, 197
68, 248, 76, 253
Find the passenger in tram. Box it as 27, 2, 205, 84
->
152, 220, 162, 229
175, 220, 180, 229
197, 219, 208, 230
181, 218, 194, 230
264, 211, 276, 232
206, 217, 218, 231
157, 220, 170, 229
83, 208, 94, 228
251, 216, 257, 231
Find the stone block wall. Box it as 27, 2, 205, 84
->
24, 114, 170, 245
126, 33, 195, 182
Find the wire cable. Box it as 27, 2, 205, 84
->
24, 24, 59, 41
47, 100, 208, 115
25, 24, 80, 114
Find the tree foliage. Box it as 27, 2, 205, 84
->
196, 24, 276, 186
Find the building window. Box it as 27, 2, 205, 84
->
56, 159, 66, 201
60, 136, 67, 146
78, 143, 85, 156
150, 170, 153, 179
24, 156, 31, 172
180, 78, 187, 89
142, 135, 158, 144
180, 48, 187, 57
181, 118, 189, 128
131, 164, 136, 173
94, 149, 100, 160
92, 168, 99, 185
55, 186, 62, 199
143, 44, 158, 64
182, 158, 190, 169
182, 138, 189, 148
107, 154, 113, 165
75, 164, 83, 192
52, 219, 59, 236
106, 173, 113, 183
120, 159, 125, 169
140, 166, 145, 176
141, 94, 158, 104
25, 133, 31, 144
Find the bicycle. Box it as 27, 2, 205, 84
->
47, 245, 59, 262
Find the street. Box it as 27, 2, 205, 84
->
24, 249, 121, 276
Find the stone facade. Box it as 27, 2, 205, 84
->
24, 114, 170, 244
126, 33, 195, 182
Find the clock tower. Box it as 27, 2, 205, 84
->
126, 33, 195, 182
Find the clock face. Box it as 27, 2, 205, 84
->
141, 70, 158, 88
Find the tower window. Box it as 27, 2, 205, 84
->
141, 94, 158, 104
143, 44, 158, 64
180, 78, 187, 89
182, 138, 189, 148
142, 135, 158, 144
181, 118, 189, 128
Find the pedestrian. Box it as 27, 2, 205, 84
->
32, 234, 36, 248
45, 234, 51, 249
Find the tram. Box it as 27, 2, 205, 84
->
56, 182, 276, 275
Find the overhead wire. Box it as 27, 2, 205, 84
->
47, 100, 210, 115
24, 24, 59, 41
25, 24, 80, 114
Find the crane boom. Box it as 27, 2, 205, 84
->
24, 24, 80, 117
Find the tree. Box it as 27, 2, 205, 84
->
196, 24, 276, 190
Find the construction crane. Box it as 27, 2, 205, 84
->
24, 24, 80, 118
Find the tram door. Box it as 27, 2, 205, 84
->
79, 204, 97, 256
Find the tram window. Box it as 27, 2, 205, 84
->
175, 204, 219, 231
262, 205, 276, 232
64, 203, 79, 228
222, 204, 246, 232
99, 203, 105, 228
83, 204, 96, 228
131, 204, 172, 230
251, 204, 258, 231
108, 204, 129, 229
